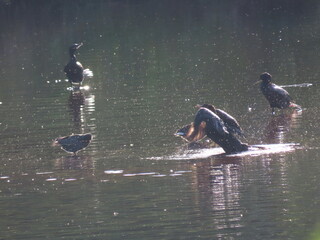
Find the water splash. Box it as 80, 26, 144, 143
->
67, 85, 90, 91
148, 143, 300, 160
83, 68, 93, 78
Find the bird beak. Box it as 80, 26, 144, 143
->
77, 43, 83, 49
253, 80, 261, 85
175, 132, 185, 136
52, 140, 59, 146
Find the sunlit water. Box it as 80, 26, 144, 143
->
150, 143, 300, 161
1, 1, 320, 240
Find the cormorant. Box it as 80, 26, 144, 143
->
64, 43, 84, 86
196, 104, 244, 136
260, 72, 301, 114
54, 133, 92, 155
176, 107, 248, 154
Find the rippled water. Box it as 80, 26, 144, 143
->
1, 1, 320, 239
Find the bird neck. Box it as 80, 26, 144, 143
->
69, 50, 77, 60
261, 80, 271, 86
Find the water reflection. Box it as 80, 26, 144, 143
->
67, 90, 96, 134
264, 111, 302, 143
1, 1, 320, 239
192, 158, 243, 238
68, 91, 85, 131
54, 155, 94, 170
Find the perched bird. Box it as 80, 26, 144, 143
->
196, 104, 244, 136
54, 133, 92, 155
176, 107, 248, 154
64, 43, 85, 87
260, 72, 301, 114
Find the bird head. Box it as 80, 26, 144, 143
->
52, 137, 61, 146
196, 104, 216, 113
69, 43, 83, 54
260, 72, 272, 83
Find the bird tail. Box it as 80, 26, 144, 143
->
289, 102, 302, 111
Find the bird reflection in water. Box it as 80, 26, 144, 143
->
54, 155, 94, 170
67, 90, 96, 133
264, 111, 302, 144
68, 91, 85, 131
191, 159, 244, 236
55, 90, 96, 168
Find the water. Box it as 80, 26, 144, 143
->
1, 1, 320, 239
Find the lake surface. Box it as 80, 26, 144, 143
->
1, 1, 320, 239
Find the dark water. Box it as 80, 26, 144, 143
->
1, 1, 320, 239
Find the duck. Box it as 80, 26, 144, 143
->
54, 133, 92, 155
259, 72, 301, 114
64, 43, 84, 86
176, 106, 248, 154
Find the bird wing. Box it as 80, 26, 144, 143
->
194, 108, 228, 136
185, 122, 207, 142
216, 109, 243, 135
64, 61, 83, 74
272, 84, 292, 100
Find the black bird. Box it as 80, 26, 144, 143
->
260, 72, 301, 114
196, 104, 244, 136
64, 43, 84, 86
176, 107, 248, 154
54, 133, 92, 155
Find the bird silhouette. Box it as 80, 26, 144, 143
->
196, 104, 244, 136
260, 72, 301, 114
54, 133, 92, 155
176, 107, 248, 154
64, 43, 84, 87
